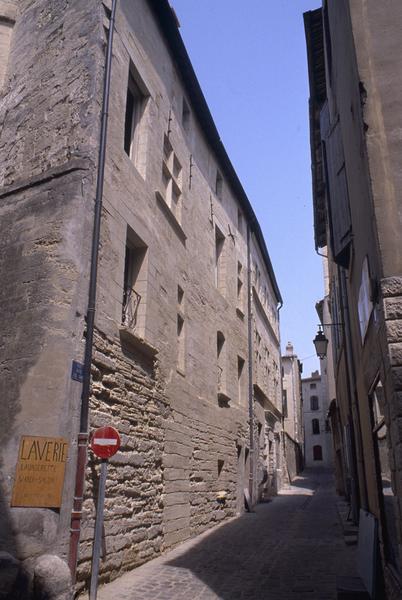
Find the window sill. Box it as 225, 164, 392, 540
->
176, 367, 186, 378
155, 190, 186, 245
118, 325, 158, 359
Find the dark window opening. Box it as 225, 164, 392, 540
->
215, 227, 225, 293
122, 230, 147, 330
177, 313, 185, 372
182, 98, 190, 131
124, 73, 144, 159
215, 170, 223, 199
282, 389, 288, 418
237, 207, 243, 234
313, 445, 323, 461
238, 356, 245, 403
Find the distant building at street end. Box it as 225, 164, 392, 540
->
302, 370, 332, 468
281, 342, 304, 480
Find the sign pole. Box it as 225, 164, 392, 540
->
89, 459, 108, 600
88, 426, 121, 600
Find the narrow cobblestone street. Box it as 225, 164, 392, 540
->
87, 469, 359, 600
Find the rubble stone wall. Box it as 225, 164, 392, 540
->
77, 329, 169, 591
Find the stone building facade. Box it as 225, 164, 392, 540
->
305, 1, 402, 596
281, 342, 303, 480
301, 370, 332, 468
0, 0, 283, 597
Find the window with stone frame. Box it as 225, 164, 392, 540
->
215, 170, 223, 200
121, 228, 148, 336
161, 135, 183, 223
215, 226, 226, 294
177, 285, 185, 373
0, 19, 14, 90
237, 355, 245, 404
217, 331, 227, 396
182, 97, 190, 132
237, 261, 245, 315
237, 207, 244, 236
282, 389, 288, 418
310, 395, 319, 411
123, 66, 149, 175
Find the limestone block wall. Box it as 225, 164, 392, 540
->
163, 405, 247, 549
0, 0, 103, 187
87, 0, 259, 565
0, 0, 104, 593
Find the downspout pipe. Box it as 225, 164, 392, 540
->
247, 223, 254, 507
68, 0, 118, 580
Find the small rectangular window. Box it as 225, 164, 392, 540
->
0, 20, 14, 89
282, 389, 288, 418
123, 67, 149, 177
237, 261, 244, 314
312, 419, 320, 435
215, 170, 223, 199
124, 74, 143, 158
182, 98, 190, 131
238, 356, 245, 403
122, 229, 148, 336
237, 208, 244, 235
217, 331, 226, 394
177, 285, 184, 306
217, 459, 224, 477
310, 396, 319, 411
177, 313, 185, 373
215, 227, 225, 294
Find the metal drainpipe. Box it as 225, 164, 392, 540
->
68, 0, 118, 580
247, 223, 254, 506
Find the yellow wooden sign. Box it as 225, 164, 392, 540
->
11, 436, 68, 508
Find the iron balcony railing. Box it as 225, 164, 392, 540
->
122, 287, 141, 329
217, 365, 223, 391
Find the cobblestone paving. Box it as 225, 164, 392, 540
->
86, 469, 358, 599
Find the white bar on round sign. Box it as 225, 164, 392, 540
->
93, 438, 118, 446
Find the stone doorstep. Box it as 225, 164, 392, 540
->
336, 576, 370, 600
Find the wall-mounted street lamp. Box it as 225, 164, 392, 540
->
313, 328, 329, 359
313, 322, 343, 359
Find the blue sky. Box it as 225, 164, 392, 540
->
172, 0, 322, 374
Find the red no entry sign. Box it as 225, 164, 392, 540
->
90, 426, 121, 459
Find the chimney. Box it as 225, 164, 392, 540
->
286, 342, 294, 356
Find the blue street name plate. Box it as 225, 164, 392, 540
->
71, 361, 84, 383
